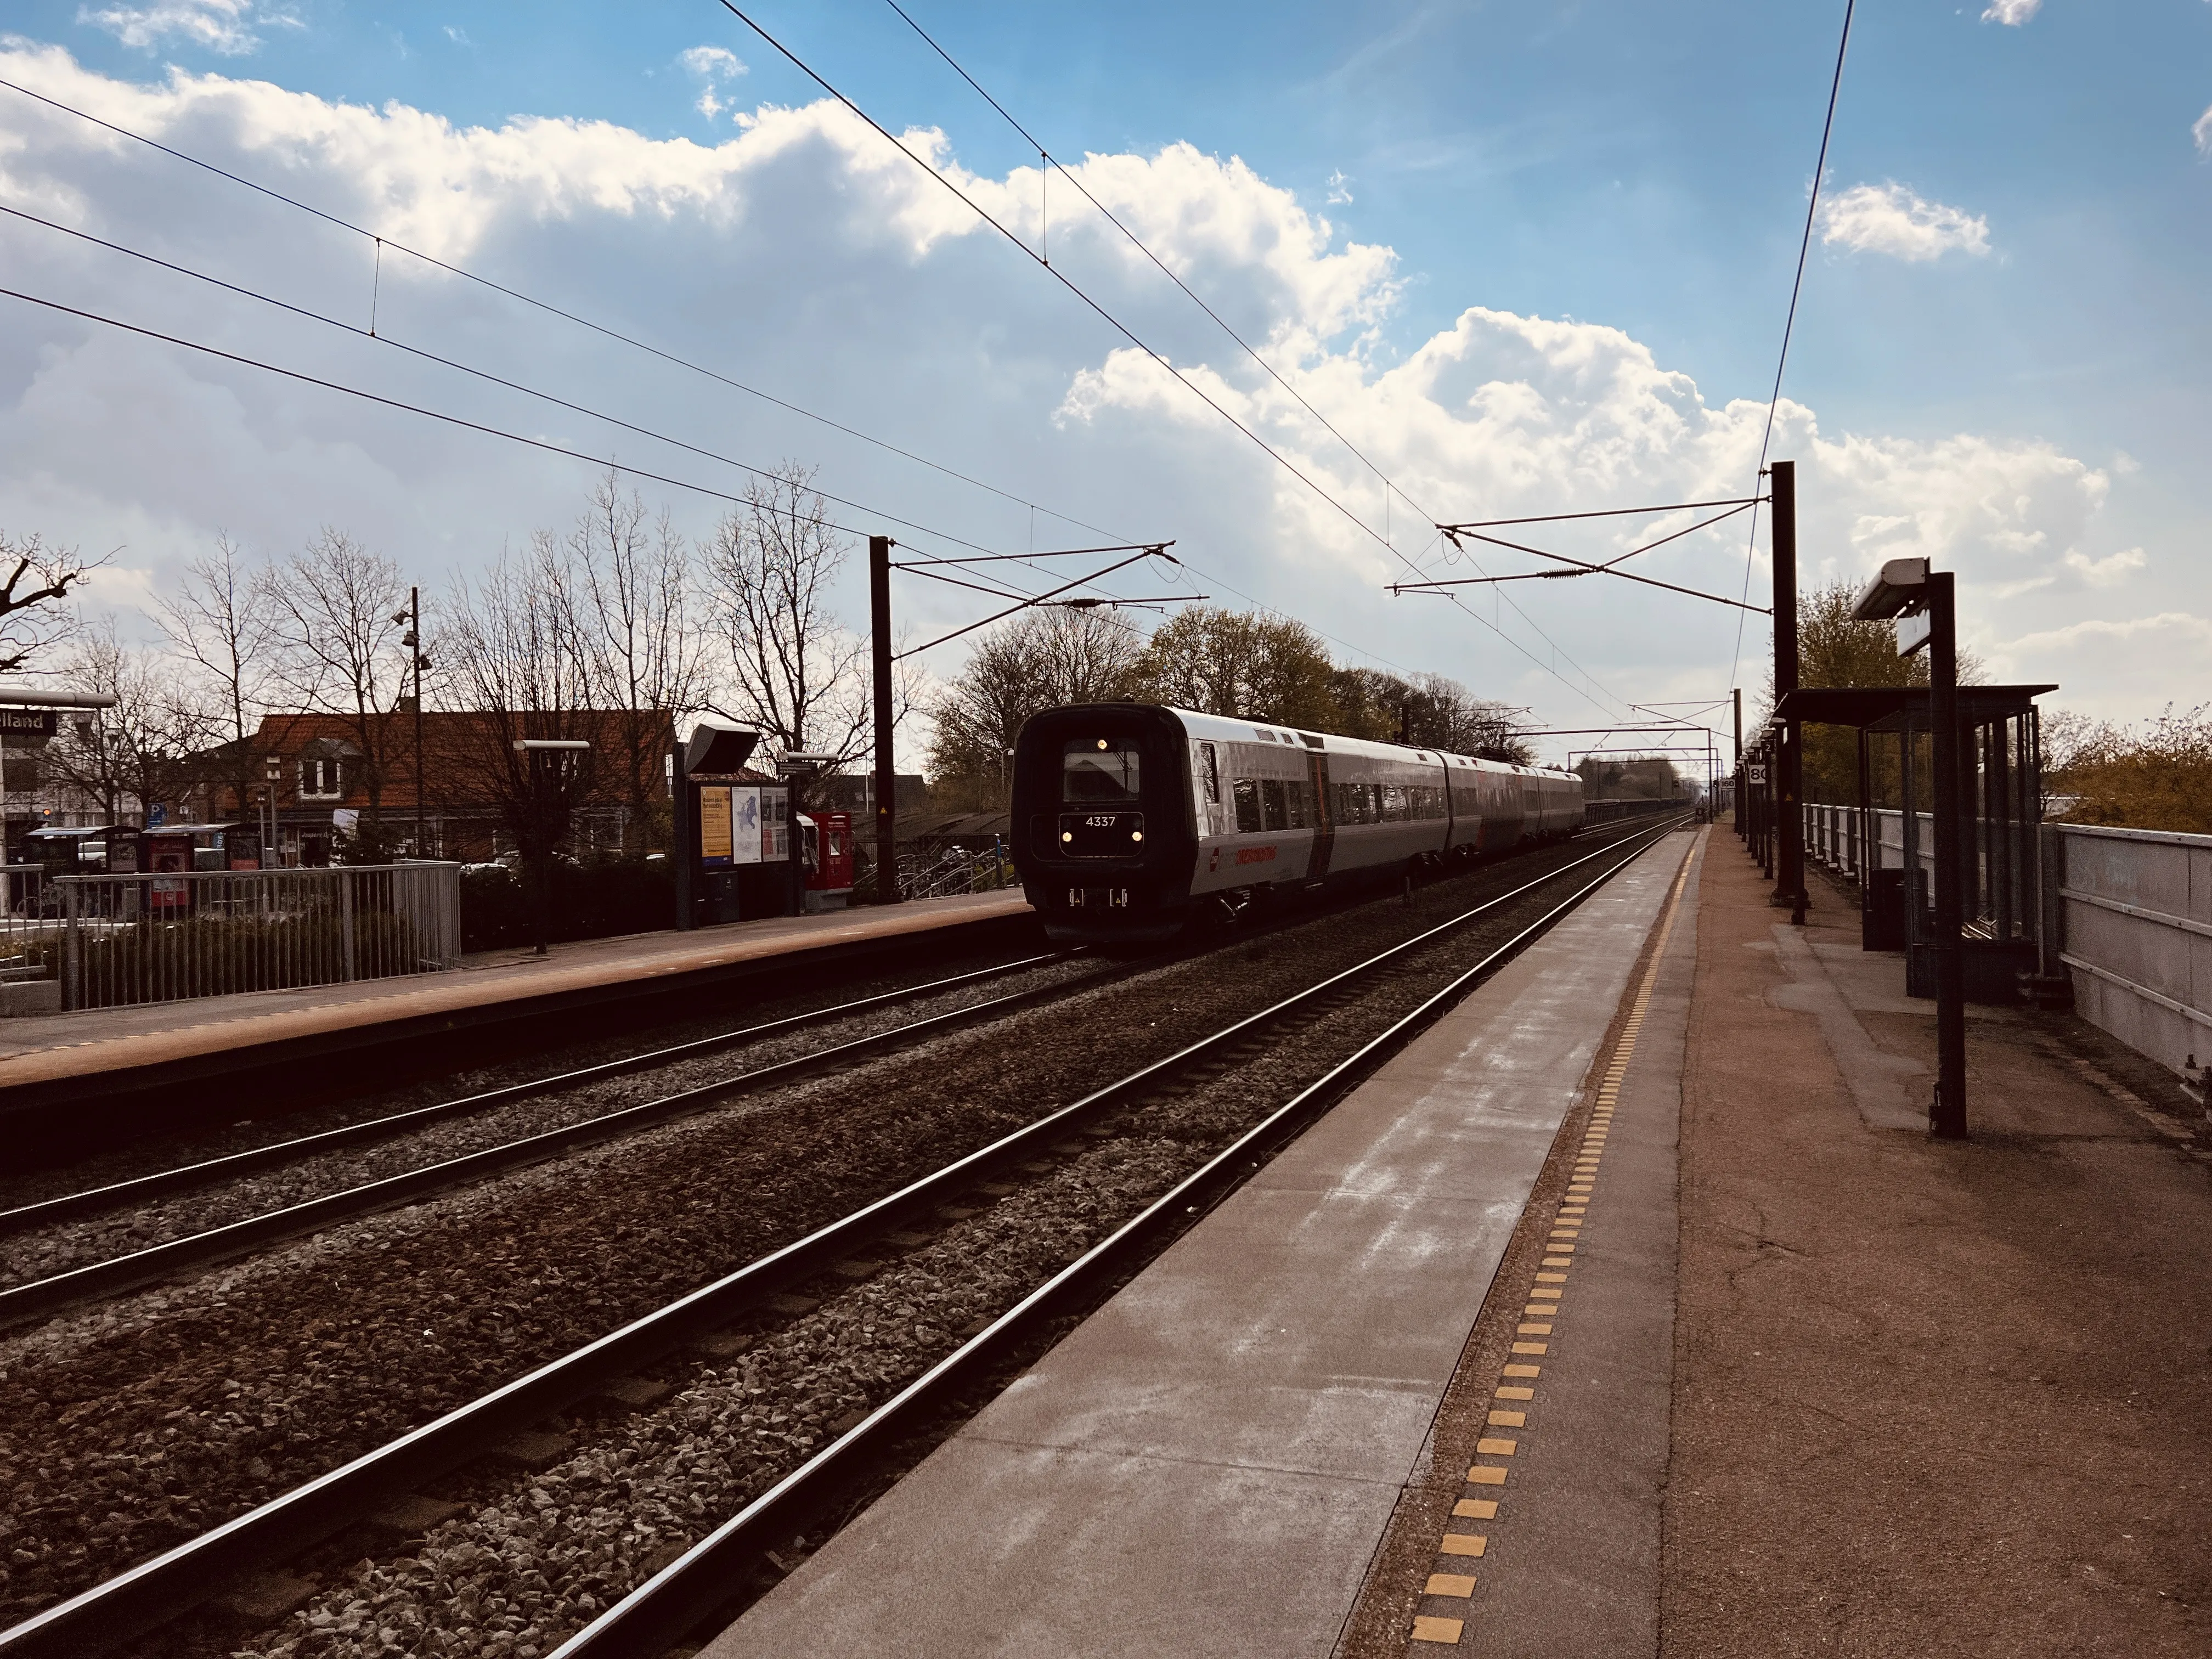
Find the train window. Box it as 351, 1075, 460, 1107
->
1286, 780, 1308, 830
1381, 783, 1407, 821
1233, 777, 1263, 833
1261, 778, 1288, 831
1064, 740, 1141, 802
1197, 741, 1221, 803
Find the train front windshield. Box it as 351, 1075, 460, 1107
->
1063, 739, 1142, 803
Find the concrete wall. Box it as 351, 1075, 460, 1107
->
2057, 823, 2212, 1081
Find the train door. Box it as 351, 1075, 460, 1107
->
1304, 748, 1334, 878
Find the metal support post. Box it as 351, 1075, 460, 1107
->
672, 741, 694, 932
1927, 572, 1967, 1138
1770, 460, 1805, 918
870, 534, 901, 905
1732, 687, 1743, 837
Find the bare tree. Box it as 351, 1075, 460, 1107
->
435, 537, 601, 856
154, 533, 279, 819
568, 475, 707, 852
0, 529, 102, 675
43, 620, 212, 825
701, 464, 869, 766
261, 529, 411, 816
929, 606, 1141, 804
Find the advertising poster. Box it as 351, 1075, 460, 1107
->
731, 786, 761, 865
765, 786, 789, 861
698, 786, 733, 866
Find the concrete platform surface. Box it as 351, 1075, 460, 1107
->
0, 890, 1030, 1093
702, 831, 1697, 1658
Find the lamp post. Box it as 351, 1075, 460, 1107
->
1852, 556, 1966, 1138
393, 592, 431, 857
513, 739, 591, 957
263, 752, 283, 867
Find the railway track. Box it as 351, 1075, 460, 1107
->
0, 952, 1110, 1326
0, 813, 1690, 1659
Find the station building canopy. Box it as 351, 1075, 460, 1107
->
1771, 684, 2057, 731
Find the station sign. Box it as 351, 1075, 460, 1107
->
1746, 764, 1769, 785
0, 707, 57, 739
1895, 609, 1932, 657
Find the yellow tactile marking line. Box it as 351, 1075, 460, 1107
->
1405, 840, 1696, 1648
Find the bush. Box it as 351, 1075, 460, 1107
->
460, 857, 677, 952
2048, 705, 2212, 834
32, 908, 428, 1009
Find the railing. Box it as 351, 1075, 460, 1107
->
0, 865, 56, 991
10, 862, 464, 1012
2052, 823, 2212, 1084
900, 840, 1015, 901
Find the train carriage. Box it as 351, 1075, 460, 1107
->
1011, 702, 1583, 944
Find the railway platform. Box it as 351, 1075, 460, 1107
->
701, 825, 2212, 1657
0, 890, 1035, 1137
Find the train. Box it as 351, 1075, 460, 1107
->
1009, 702, 1585, 945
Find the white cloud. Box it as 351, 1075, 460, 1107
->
1818, 182, 1991, 262
2063, 546, 2147, 585
1325, 168, 1353, 206
75, 0, 297, 55
2195, 104, 2212, 156
1980, 0, 2041, 23
679, 44, 746, 121
0, 43, 2177, 723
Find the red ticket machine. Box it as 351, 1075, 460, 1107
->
803, 811, 854, 910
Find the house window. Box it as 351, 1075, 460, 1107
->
299, 757, 343, 800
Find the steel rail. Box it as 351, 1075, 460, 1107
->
0, 816, 1686, 1659
0, 963, 1111, 1331
554, 816, 1694, 1655
0, 951, 1069, 1238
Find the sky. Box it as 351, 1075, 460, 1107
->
0, 0, 2207, 768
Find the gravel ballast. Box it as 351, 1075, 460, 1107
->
0, 830, 1664, 1638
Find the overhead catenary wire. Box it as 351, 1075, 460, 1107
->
0, 58, 1544, 703
1726, 0, 1857, 692
0, 72, 1138, 553
0, 199, 1115, 563
0, 66, 1439, 686
716, 0, 1636, 725
0, 280, 1128, 575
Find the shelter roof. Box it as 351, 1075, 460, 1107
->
1771, 684, 2057, 730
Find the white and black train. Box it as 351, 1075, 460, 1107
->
1009, 702, 1584, 944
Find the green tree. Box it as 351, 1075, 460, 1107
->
928, 606, 1142, 809
1773, 580, 1981, 804
1126, 606, 1338, 727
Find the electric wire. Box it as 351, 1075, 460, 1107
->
715, 0, 1634, 723
0, 68, 1429, 678
872, 0, 1645, 721
1726, 0, 1857, 693
0, 199, 1090, 561
0, 280, 1110, 568
0, 60, 1508, 695
0, 72, 1137, 552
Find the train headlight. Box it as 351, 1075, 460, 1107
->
1131, 830, 1143, 842
1061, 831, 1073, 843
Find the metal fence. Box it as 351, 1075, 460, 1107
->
2052, 823, 2212, 1083
2, 862, 462, 1012
899, 841, 1015, 901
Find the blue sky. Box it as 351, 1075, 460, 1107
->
2, 0, 2207, 745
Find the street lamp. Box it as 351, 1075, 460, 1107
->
1852, 555, 1966, 1139
513, 740, 592, 957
